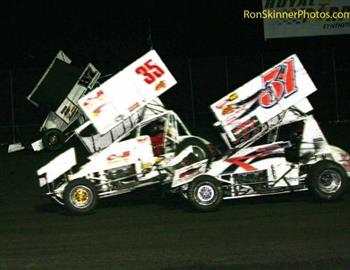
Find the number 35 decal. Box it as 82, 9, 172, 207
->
135, 59, 165, 84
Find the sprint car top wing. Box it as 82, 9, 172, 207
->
78, 50, 177, 134
210, 54, 317, 146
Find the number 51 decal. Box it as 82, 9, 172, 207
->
135, 59, 165, 84
259, 58, 297, 108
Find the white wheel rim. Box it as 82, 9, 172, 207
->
196, 184, 215, 204
318, 170, 342, 193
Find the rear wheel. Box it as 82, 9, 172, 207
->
63, 179, 98, 215
187, 176, 223, 212
42, 129, 65, 151
176, 137, 211, 162
307, 160, 348, 200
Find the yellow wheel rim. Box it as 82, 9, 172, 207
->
74, 188, 89, 203
69, 185, 93, 208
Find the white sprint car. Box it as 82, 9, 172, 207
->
36, 50, 214, 214
36, 53, 350, 214
171, 54, 350, 211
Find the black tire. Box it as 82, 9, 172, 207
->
42, 129, 65, 151
176, 137, 211, 162
63, 179, 98, 215
187, 176, 223, 212
306, 160, 348, 200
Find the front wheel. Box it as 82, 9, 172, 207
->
307, 160, 348, 200
63, 179, 98, 215
187, 176, 223, 212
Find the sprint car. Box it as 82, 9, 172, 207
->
173, 115, 350, 211
27, 50, 101, 151
36, 50, 214, 214
37, 107, 213, 214
36, 53, 350, 214
171, 54, 350, 211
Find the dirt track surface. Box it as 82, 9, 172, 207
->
1, 146, 350, 270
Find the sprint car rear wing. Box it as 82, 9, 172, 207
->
78, 50, 177, 135
27, 50, 100, 130
211, 54, 317, 149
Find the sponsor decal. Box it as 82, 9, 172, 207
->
222, 104, 235, 115
155, 80, 166, 91
83, 89, 104, 107
128, 102, 140, 112
92, 104, 107, 118
60, 105, 79, 122
215, 92, 239, 110
216, 57, 297, 121
226, 157, 257, 171
228, 92, 238, 101
179, 167, 201, 180
226, 144, 286, 171
107, 151, 130, 163
137, 136, 149, 143
232, 116, 262, 142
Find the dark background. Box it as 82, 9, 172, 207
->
2, 2, 350, 269
2, 0, 350, 145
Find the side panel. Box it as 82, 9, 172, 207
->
171, 160, 208, 188
37, 148, 77, 187
207, 141, 292, 177
70, 136, 155, 179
